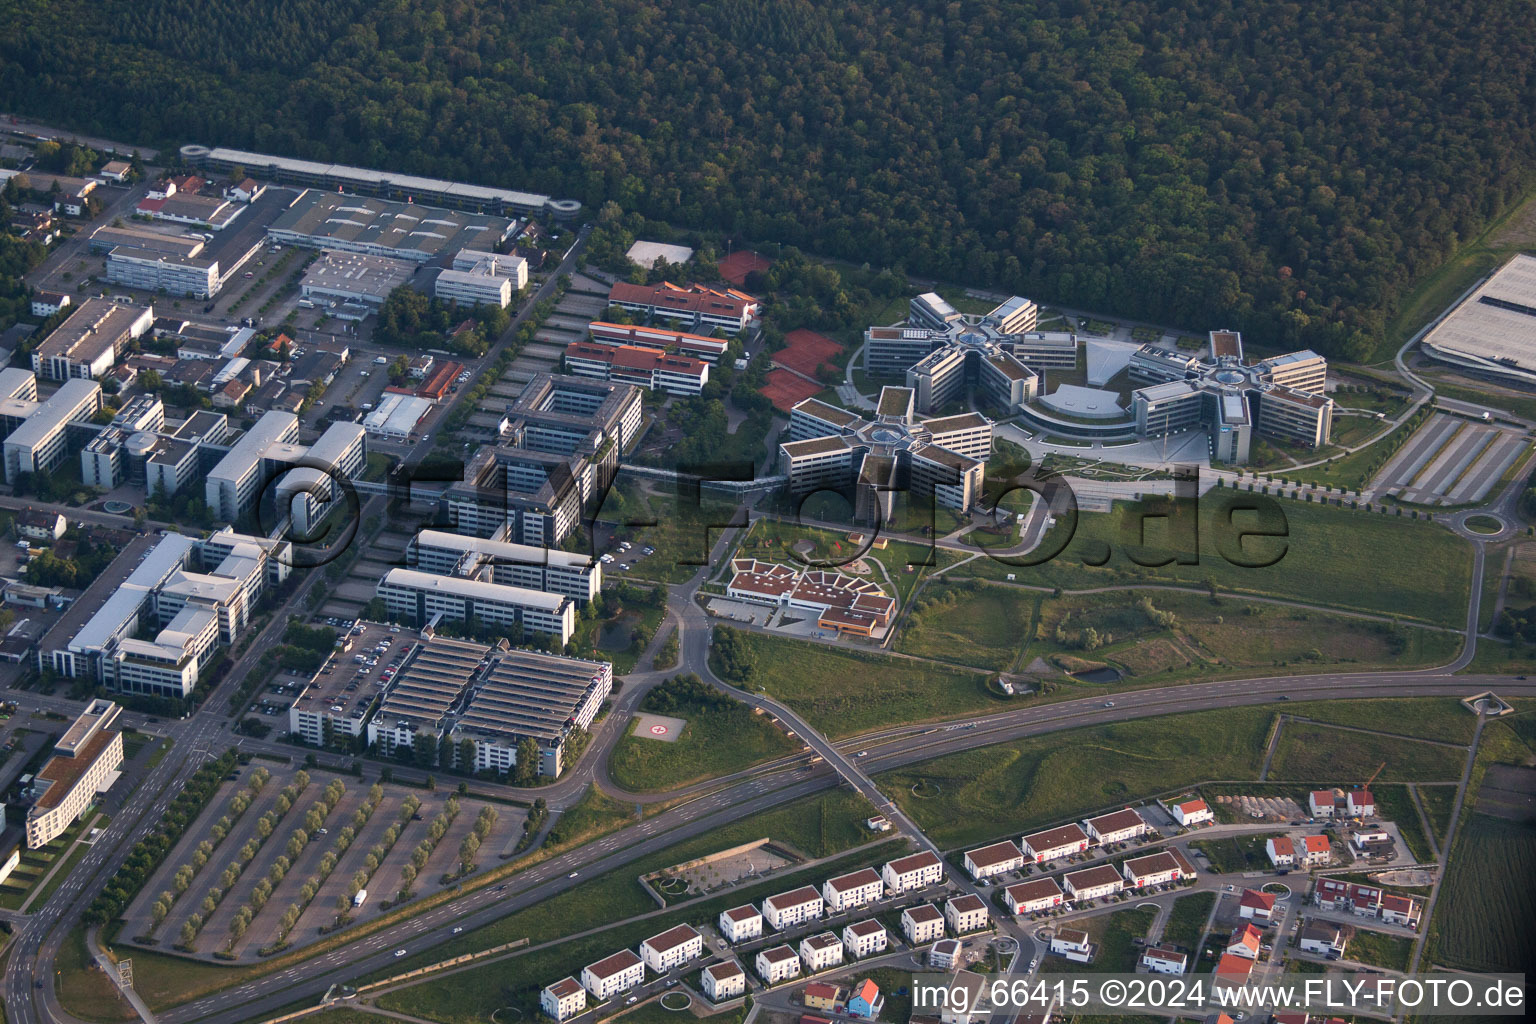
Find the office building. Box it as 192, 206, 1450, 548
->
105, 248, 220, 299
32, 298, 153, 380
2, 377, 103, 482
376, 569, 575, 645
24, 700, 124, 847
586, 320, 730, 363
407, 529, 601, 603
608, 281, 759, 334
563, 340, 709, 395
205, 412, 366, 527
435, 249, 528, 308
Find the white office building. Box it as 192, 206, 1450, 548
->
376, 569, 575, 646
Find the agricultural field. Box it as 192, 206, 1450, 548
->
1277, 697, 1477, 744
1417, 785, 1458, 846
1368, 786, 1433, 863
880, 706, 1273, 848
960, 498, 1473, 628
1268, 723, 1467, 783
716, 629, 999, 737
1430, 813, 1536, 972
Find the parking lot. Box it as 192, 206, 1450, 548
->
1373, 412, 1530, 505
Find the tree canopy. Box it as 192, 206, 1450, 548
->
3, 0, 1534, 357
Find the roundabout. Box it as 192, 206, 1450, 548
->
1449, 509, 1514, 540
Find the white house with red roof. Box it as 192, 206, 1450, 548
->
581, 949, 645, 999
1004, 877, 1064, 915
1301, 834, 1332, 865
843, 919, 888, 958
1226, 922, 1263, 960
640, 923, 703, 972
719, 904, 764, 942
1239, 888, 1277, 922
1121, 850, 1193, 888
541, 978, 587, 1021
763, 886, 824, 930
1169, 798, 1213, 827
945, 893, 990, 934
755, 944, 801, 984
1020, 823, 1091, 863
1063, 864, 1124, 901
1309, 790, 1337, 817
1346, 790, 1376, 817
1266, 836, 1296, 867
1083, 807, 1150, 845
963, 840, 1024, 879
703, 961, 746, 1002
902, 904, 946, 944
883, 851, 944, 892
1142, 945, 1188, 974
823, 868, 883, 912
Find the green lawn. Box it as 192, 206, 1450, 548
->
1371, 785, 1433, 863
121, 731, 153, 759
1160, 891, 1216, 950
1189, 833, 1286, 874
1346, 928, 1414, 972
545, 784, 640, 848
1268, 723, 1467, 783
1040, 906, 1156, 973
56, 926, 134, 1022
880, 706, 1274, 848
605, 485, 746, 585
1280, 697, 1477, 744
718, 629, 998, 738
607, 701, 800, 792
961, 497, 1473, 627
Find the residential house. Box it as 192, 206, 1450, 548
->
17, 509, 66, 542
1300, 835, 1332, 866
883, 851, 945, 892
756, 945, 801, 984
1298, 921, 1352, 958
1170, 798, 1214, 827
1142, 946, 1187, 974
928, 938, 963, 970
30, 292, 70, 318
963, 840, 1024, 879
1063, 864, 1123, 902
540, 978, 586, 1021
703, 961, 746, 1002
639, 923, 702, 973
936, 971, 990, 1024
1309, 790, 1337, 818
1083, 807, 1150, 845
1266, 836, 1296, 868
945, 894, 990, 935
1380, 893, 1423, 928
847, 979, 883, 1020
804, 982, 840, 1011
800, 932, 844, 972
1349, 827, 1392, 852
1004, 877, 1064, 916
1215, 953, 1254, 985
902, 904, 945, 945
1238, 889, 1277, 922
763, 886, 824, 930
581, 949, 645, 1000
719, 905, 763, 943
1313, 879, 1382, 917
1050, 928, 1092, 962
1021, 823, 1091, 863
843, 919, 887, 958
1122, 850, 1193, 888
1346, 790, 1376, 817
823, 868, 883, 912
1226, 923, 1263, 960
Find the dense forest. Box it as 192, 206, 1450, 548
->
3, 0, 1534, 358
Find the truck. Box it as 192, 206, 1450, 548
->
353, 889, 368, 908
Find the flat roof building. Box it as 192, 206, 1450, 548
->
300, 250, 416, 309
1421, 253, 1536, 384
3, 377, 103, 482
32, 298, 154, 381
376, 568, 575, 646
26, 699, 124, 847
268, 189, 516, 263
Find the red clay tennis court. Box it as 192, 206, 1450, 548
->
760, 368, 823, 411
772, 328, 844, 377
718, 250, 772, 285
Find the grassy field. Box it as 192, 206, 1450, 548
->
880, 706, 1274, 848
1268, 723, 1467, 783
1040, 906, 1156, 973
605, 485, 746, 585
607, 700, 800, 792
1346, 928, 1414, 972
1417, 785, 1458, 846
1429, 812, 1536, 972
1160, 891, 1217, 950
375, 839, 907, 1024
960, 497, 1473, 627
722, 629, 998, 738
896, 581, 1038, 670
546, 785, 641, 847
1189, 833, 1286, 874
613, 999, 749, 1024
739, 516, 953, 605
1280, 697, 1477, 744
56, 926, 134, 1022
1021, 590, 1458, 684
